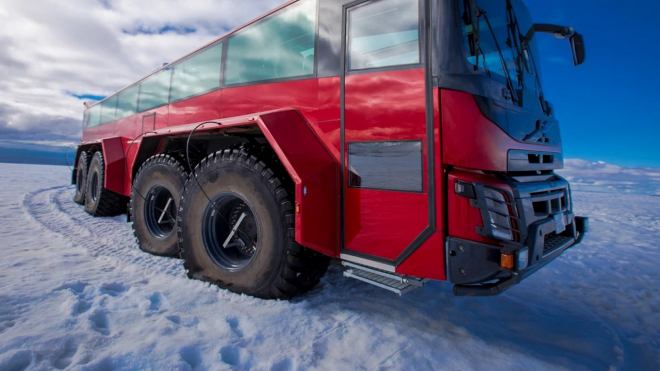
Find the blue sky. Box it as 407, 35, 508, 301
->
0, 0, 658, 167
526, 0, 660, 167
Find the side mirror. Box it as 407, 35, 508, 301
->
569, 33, 585, 66
524, 24, 586, 66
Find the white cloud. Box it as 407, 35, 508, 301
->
0, 0, 286, 142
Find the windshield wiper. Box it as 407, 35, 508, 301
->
463, 0, 484, 73
505, 0, 524, 89
477, 7, 518, 104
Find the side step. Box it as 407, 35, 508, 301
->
342, 261, 428, 296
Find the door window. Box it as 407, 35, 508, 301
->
348, 0, 420, 70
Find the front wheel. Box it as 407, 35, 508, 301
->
178, 148, 329, 299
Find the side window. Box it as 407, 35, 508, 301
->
100, 95, 118, 124
348, 0, 420, 70
348, 141, 423, 192
225, 0, 317, 85
138, 69, 172, 112
87, 105, 101, 128
116, 85, 139, 119
170, 42, 223, 102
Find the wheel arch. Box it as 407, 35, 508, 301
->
130, 109, 339, 257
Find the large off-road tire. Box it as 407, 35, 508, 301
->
84, 151, 126, 217
73, 151, 91, 205
178, 147, 330, 300
130, 154, 188, 257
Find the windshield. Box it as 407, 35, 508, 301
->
459, 0, 541, 96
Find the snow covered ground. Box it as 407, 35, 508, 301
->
0, 162, 658, 371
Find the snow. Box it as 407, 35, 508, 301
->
0, 162, 658, 370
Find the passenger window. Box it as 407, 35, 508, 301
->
225, 0, 317, 85
138, 69, 172, 112
348, 0, 420, 70
100, 95, 118, 124
116, 85, 139, 119
87, 105, 101, 128
170, 42, 223, 102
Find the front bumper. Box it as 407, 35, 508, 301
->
448, 213, 588, 296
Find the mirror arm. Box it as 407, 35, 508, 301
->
524, 23, 575, 42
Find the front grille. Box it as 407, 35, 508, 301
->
543, 232, 572, 255
530, 189, 568, 216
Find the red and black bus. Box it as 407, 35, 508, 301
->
73, 0, 588, 298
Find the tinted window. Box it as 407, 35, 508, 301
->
170, 42, 223, 102
87, 105, 101, 128
138, 69, 172, 112
225, 0, 317, 85
117, 85, 139, 119
100, 95, 118, 124
348, 141, 423, 192
83, 110, 90, 128
348, 0, 420, 70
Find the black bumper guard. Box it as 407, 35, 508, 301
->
450, 215, 588, 296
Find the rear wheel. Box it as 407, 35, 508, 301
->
84, 151, 125, 217
73, 151, 90, 205
130, 154, 188, 257
178, 147, 329, 299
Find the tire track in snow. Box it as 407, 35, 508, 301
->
23, 186, 185, 278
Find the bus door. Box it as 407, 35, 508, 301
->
341, 0, 433, 264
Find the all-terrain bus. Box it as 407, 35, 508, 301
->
73, 0, 588, 298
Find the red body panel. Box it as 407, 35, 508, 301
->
256, 110, 338, 257
396, 232, 446, 280
100, 137, 126, 195
447, 168, 512, 245
343, 68, 430, 260
441, 90, 561, 172
396, 88, 446, 280
169, 90, 223, 128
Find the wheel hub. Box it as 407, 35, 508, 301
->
144, 186, 176, 238
201, 193, 260, 272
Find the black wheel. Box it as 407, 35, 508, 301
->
84, 151, 126, 217
130, 154, 188, 257
178, 147, 330, 300
74, 151, 91, 205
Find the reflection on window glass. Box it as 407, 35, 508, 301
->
170, 42, 223, 102
459, 0, 539, 92
87, 105, 101, 128
116, 85, 139, 119
100, 96, 118, 124
138, 69, 172, 112
348, 141, 423, 192
225, 0, 316, 85
348, 0, 420, 70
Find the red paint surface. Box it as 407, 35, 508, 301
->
343, 68, 430, 260
398, 87, 446, 280
169, 90, 223, 127
256, 110, 338, 257
447, 168, 512, 245
100, 137, 126, 195
396, 232, 446, 281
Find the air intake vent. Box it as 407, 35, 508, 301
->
508, 150, 563, 172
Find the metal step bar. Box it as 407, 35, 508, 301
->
342, 261, 428, 296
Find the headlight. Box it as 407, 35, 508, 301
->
483, 188, 514, 241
